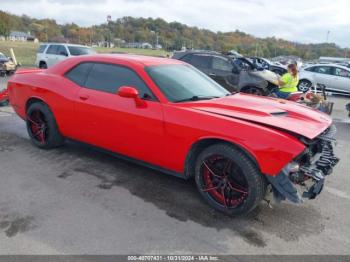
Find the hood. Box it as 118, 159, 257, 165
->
181, 93, 332, 139
250, 70, 280, 86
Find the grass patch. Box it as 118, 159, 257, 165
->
0, 41, 170, 67
0, 41, 39, 66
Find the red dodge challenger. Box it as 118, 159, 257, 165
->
8, 54, 339, 216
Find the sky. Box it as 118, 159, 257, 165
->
1, 0, 349, 47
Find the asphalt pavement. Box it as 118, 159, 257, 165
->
0, 76, 350, 255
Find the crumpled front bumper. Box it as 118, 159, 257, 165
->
266, 125, 339, 203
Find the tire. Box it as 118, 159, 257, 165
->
240, 86, 265, 96
26, 102, 65, 149
0, 99, 9, 106
298, 79, 312, 92
39, 61, 48, 69
195, 143, 267, 216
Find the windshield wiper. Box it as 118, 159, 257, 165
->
174, 95, 221, 103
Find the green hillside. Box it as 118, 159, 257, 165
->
1, 10, 349, 60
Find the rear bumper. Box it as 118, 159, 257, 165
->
267, 125, 339, 203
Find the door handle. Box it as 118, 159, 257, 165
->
79, 94, 89, 101
209, 73, 216, 77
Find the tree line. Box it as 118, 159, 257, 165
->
0, 10, 349, 59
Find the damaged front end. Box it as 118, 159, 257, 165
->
267, 124, 339, 203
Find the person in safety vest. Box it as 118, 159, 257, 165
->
273, 63, 299, 99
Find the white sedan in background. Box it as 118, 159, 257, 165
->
298, 64, 350, 94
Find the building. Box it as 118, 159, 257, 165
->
154, 44, 163, 50
8, 31, 38, 42
124, 42, 142, 49
141, 42, 153, 49
9, 31, 30, 41
124, 42, 153, 49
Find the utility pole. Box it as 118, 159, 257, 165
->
151, 30, 159, 49
107, 15, 112, 48
326, 30, 330, 43
90, 26, 93, 46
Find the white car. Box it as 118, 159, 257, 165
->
298, 63, 350, 94
35, 43, 96, 69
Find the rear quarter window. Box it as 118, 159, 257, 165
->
67, 46, 94, 56
38, 45, 47, 53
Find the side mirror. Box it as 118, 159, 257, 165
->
118, 86, 146, 108
118, 86, 139, 98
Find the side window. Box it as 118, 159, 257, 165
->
314, 66, 332, 75
212, 56, 233, 71
38, 45, 47, 54
57, 45, 68, 56
233, 59, 251, 70
84, 63, 155, 100
260, 59, 269, 69
189, 54, 211, 69
333, 67, 350, 78
46, 45, 60, 55
65, 63, 93, 86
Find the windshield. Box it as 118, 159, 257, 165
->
67, 46, 96, 56
0, 53, 7, 59
146, 64, 230, 102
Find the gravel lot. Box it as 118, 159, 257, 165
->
1, 76, 350, 255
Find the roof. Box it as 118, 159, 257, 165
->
303, 63, 350, 70
93, 54, 184, 67
40, 43, 90, 47
319, 56, 349, 62
49, 54, 184, 74
172, 50, 223, 60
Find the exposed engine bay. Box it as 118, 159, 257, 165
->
267, 124, 339, 203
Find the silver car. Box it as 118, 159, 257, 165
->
299, 63, 350, 94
